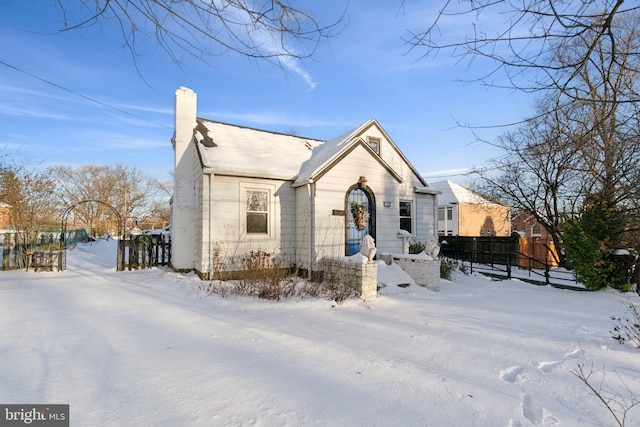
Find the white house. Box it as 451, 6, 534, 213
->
171, 87, 440, 280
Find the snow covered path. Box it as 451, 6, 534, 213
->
1, 240, 639, 426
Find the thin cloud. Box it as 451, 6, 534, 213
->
0, 104, 71, 120
220, 3, 317, 90
277, 55, 317, 90
199, 109, 354, 130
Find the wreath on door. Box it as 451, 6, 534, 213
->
351, 202, 367, 230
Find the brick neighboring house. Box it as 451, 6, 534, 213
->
512, 210, 559, 267
431, 180, 511, 237
0, 202, 10, 229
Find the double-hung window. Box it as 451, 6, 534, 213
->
245, 189, 269, 234
399, 201, 412, 233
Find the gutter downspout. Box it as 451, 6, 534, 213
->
208, 173, 213, 280
308, 181, 315, 280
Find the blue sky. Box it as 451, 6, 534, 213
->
0, 1, 534, 184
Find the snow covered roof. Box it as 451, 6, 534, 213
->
194, 118, 428, 187
294, 120, 374, 185
195, 119, 325, 180
431, 180, 504, 206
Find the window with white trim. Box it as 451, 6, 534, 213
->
367, 137, 380, 154
399, 201, 412, 233
532, 224, 542, 237
245, 189, 269, 234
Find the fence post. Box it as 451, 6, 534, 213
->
117, 238, 124, 271
545, 263, 550, 285
471, 237, 476, 274
507, 252, 512, 279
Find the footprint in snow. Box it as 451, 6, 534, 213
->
565, 348, 583, 359
500, 366, 525, 383
522, 393, 543, 424
537, 360, 563, 373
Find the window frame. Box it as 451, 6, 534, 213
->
367, 137, 381, 155
446, 206, 453, 221
399, 200, 412, 233
240, 183, 274, 237
531, 224, 542, 237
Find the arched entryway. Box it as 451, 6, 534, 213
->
61, 200, 124, 271
345, 177, 376, 255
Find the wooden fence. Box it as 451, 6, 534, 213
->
518, 238, 559, 268
1, 233, 64, 271
2, 231, 171, 272
119, 234, 171, 271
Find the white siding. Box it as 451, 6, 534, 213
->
309, 142, 438, 265
294, 184, 312, 270
195, 175, 296, 275
415, 193, 437, 244
312, 144, 403, 261
193, 161, 205, 273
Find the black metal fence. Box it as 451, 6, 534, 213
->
439, 235, 520, 265
439, 235, 578, 289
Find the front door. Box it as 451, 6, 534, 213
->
346, 187, 374, 255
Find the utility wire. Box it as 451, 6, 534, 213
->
0, 59, 172, 129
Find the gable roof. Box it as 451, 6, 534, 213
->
431, 180, 507, 206
195, 118, 429, 188
294, 119, 411, 186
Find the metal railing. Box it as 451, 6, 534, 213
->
440, 244, 580, 290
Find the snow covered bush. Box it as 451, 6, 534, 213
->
440, 257, 461, 280
408, 240, 425, 254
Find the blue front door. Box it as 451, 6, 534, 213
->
346, 188, 372, 255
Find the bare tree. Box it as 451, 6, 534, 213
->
475, 97, 584, 266
50, 164, 161, 235
406, 1, 640, 100
0, 153, 60, 252
0, 169, 58, 230
475, 12, 640, 266
54, 0, 342, 69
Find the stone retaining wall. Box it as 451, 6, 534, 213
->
392, 255, 441, 291
322, 257, 377, 299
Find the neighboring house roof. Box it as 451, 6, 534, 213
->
431, 180, 506, 206
195, 118, 431, 188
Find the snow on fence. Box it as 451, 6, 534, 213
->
322, 254, 378, 299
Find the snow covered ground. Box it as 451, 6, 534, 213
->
1, 239, 639, 426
